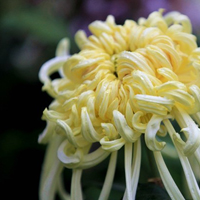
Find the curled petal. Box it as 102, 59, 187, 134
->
113, 110, 141, 143
39, 56, 69, 96
89, 20, 113, 36
172, 132, 186, 150
189, 85, 200, 113
77, 147, 110, 169
87, 96, 102, 126
129, 25, 145, 51
192, 112, 200, 126
145, 114, 166, 151
71, 57, 104, 82
101, 123, 118, 139
106, 98, 119, 119
131, 70, 155, 95
114, 31, 128, 53
57, 119, 89, 148
56, 38, 70, 57
43, 108, 67, 122
182, 126, 200, 156
62, 97, 78, 111
160, 89, 195, 108
99, 89, 111, 120
164, 119, 200, 199
157, 125, 167, 137
157, 68, 179, 81
106, 15, 116, 28
145, 9, 167, 32
125, 100, 134, 127
75, 30, 88, 49
99, 32, 114, 55
155, 81, 186, 93
38, 121, 56, 144
100, 136, 125, 152
156, 44, 181, 72
57, 140, 83, 169
138, 27, 162, 48
132, 111, 147, 133
117, 51, 155, 76
77, 90, 94, 109
95, 79, 109, 108
168, 27, 197, 54
100, 123, 125, 151
173, 106, 200, 156
146, 45, 172, 70
134, 94, 174, 116
81, 107, 102, 142
164, 11, 192, 33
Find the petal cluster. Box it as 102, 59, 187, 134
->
39, 10, 200, 200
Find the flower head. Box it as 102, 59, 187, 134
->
39, 9, 200, 200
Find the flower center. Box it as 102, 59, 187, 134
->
111, 54, 119, 78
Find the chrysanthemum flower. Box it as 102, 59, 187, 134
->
39, 9, 200, 200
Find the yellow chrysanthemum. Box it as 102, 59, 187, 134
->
39, 10, 200, 200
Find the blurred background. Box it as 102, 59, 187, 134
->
1, 0, 200, 199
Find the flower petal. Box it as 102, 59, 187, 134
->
153, 151, 185, 200
98, 151, 118, 200
39, 136, 64, 200
113, 110, 141, 143
81, 107, 102, 142
57, 140, 83, 168
145, 114, 166, 151
134, 94, 174, 116
173, 106, 200, 156
100, 136, 125, 152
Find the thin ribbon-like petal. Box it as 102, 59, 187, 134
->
173, 106, 200, 156
100, 136, 125, 152
81, 107, 102, 142
38, 121, 56, 144
71, 169, 83, 200
39, 135, 64, 200
124, 142, 133, 200
57, 140, 84, 169
77, 147, 110, 169
39, 56, 69, 96
57, 119, 89, 148
153, 151, 185, 200
145, 114, 166, 151
164, 119, 200, 199
113, 110, 141, 142
98, 151, 118, 200
123, 139, 141, 200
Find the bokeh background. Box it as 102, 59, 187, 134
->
1, 0, 200, 199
